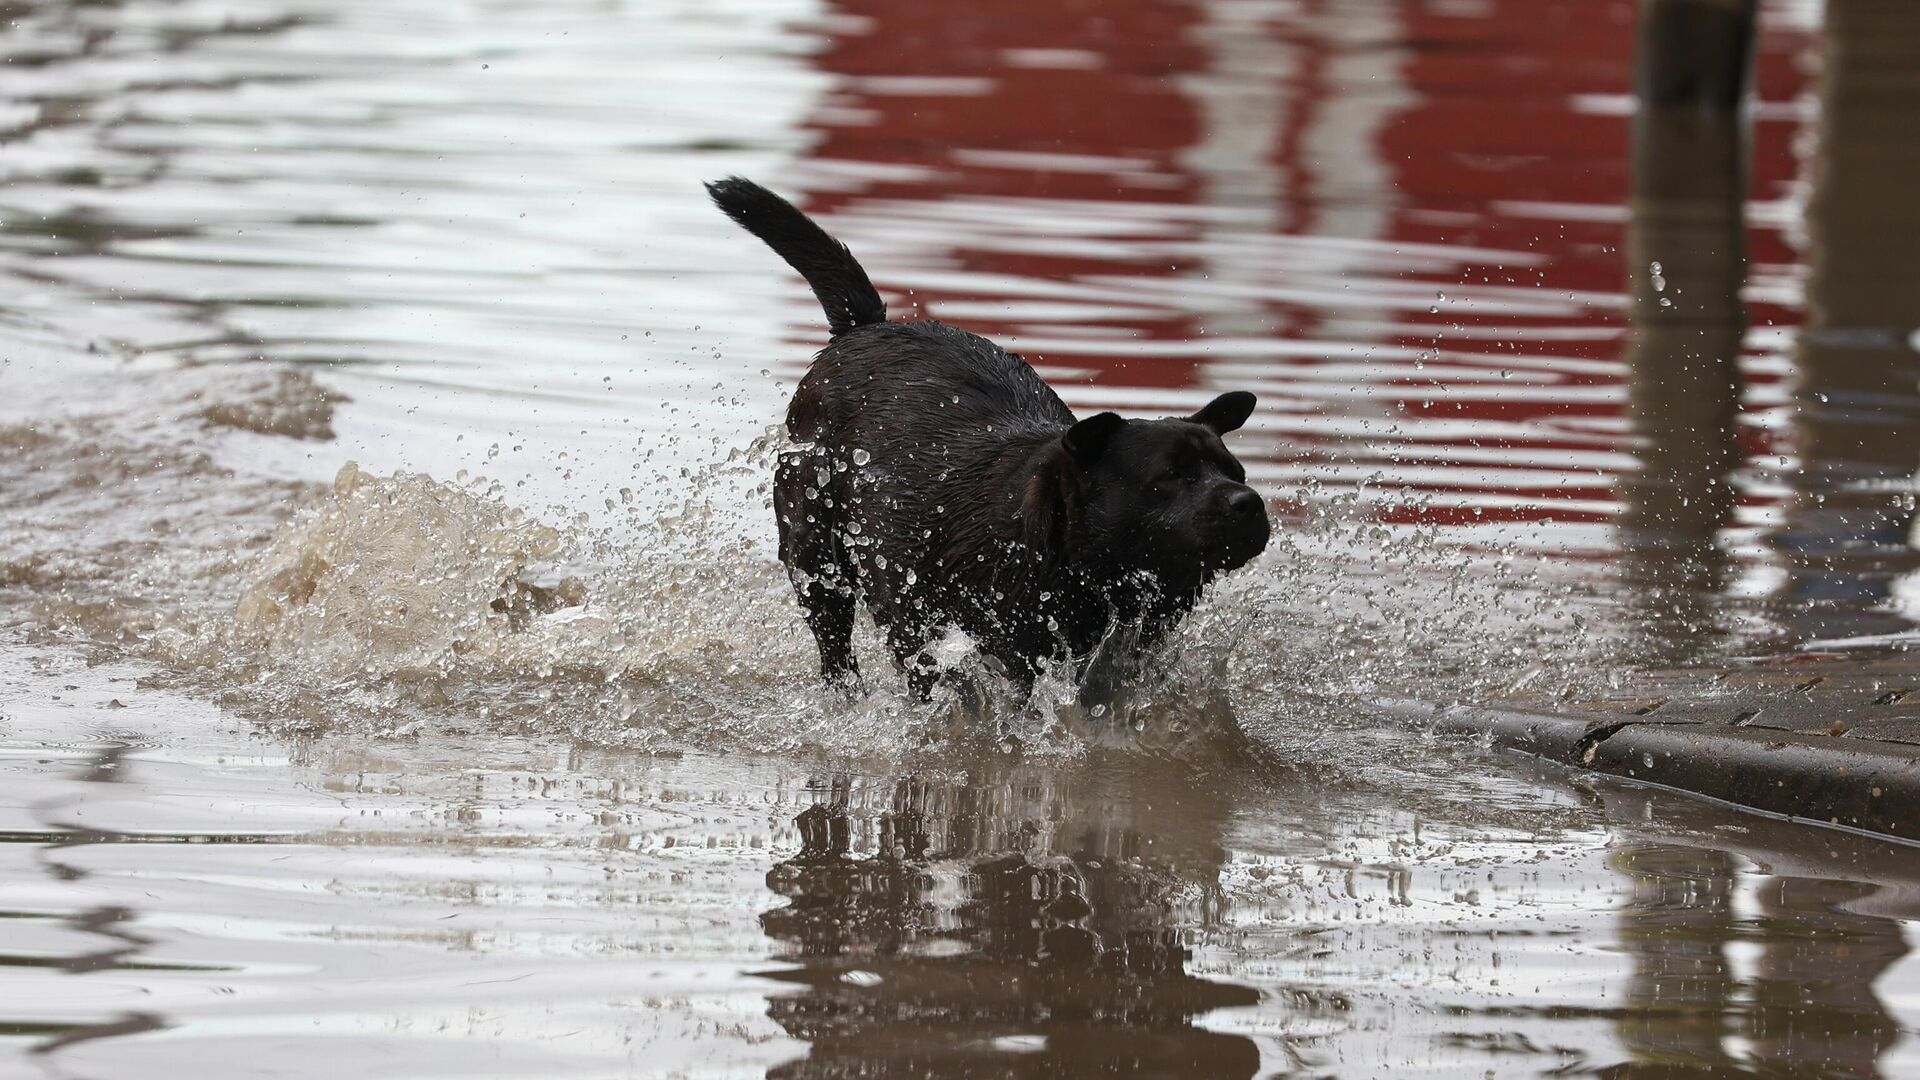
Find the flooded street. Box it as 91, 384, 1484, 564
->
5, 0, 1920, 1075
13, 644, 1920, 1077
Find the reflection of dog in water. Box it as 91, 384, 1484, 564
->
708, 179, 1270, 705
756, 764, 1261, 1078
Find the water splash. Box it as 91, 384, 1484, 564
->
152, 438, 1611, 763
0, 318, 1623, 768
232, 462, 567, 682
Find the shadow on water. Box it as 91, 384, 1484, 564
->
757, 756, 1264, 1078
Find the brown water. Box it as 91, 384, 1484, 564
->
5, 0, 1920, 1075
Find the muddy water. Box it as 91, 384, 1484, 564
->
6, 0, 1920, 1075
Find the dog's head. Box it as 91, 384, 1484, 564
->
1021, 391, 1269, 582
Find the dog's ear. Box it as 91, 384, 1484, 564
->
1063, 411, 1126, 465
1189, 391, 1255, 434
1023, 413, 1123, 554
1018, 443, 1074, 556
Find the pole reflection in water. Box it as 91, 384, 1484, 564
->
1617, 0, 1752, 659
1745, 877, 1910, 1067
1766, 0, 1920, 646
757, 757, 1261, 1078
1609, 844, 1910, 1075
1612, 846, 1743, 1070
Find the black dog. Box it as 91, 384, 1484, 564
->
708, 178, 1269, 704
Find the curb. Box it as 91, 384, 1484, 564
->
1379, 700, 1920, 845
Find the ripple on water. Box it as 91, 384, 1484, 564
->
5, 0, 1917, 1071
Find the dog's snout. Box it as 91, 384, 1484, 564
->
1227, 487, 1264, 520
1203, 483, 1269, 570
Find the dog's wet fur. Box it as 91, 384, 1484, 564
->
708, 178, 1270, 704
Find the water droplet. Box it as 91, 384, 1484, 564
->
852, 449, 872, 466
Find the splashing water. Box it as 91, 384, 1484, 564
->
177, 433, 1611, 761
13, 4, 1920, 1076
0, 300, 1616, 770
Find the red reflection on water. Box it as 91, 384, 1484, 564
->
782, 0, 1816, 530
797, 0, 1210, 386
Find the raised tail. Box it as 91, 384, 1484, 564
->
705, 177, 887, 337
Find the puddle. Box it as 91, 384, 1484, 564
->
6, 648, 1920, 1077
5, 0, 1920, 1074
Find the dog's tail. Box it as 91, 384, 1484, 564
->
705, 177, 887, 337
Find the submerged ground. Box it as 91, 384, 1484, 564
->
5, 0, 1920, 1075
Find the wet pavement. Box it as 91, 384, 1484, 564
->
1397, 653, 1920, 843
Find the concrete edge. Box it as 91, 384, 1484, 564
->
1376, 699, 1920, 845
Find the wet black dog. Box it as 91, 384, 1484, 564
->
708, 178, 1269, 704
